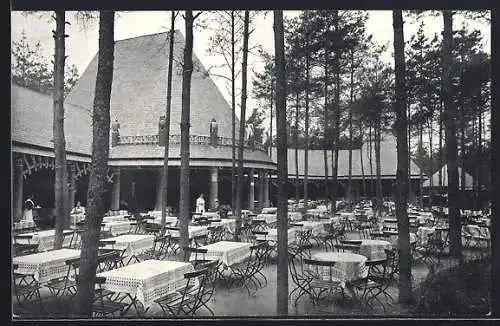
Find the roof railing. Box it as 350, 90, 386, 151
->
117, 134, 266, 152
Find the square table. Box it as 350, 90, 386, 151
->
358, 239, 393, 261
103, 234, 155, 264
102, 221, 134, 236
165, 225, 210, 239
255, 228, 296, 244
102, 215, 129, 223
202, 212, 220, 219
262, 207, 277, 214
96, 259, 196, 313
210, 218, 236, 233
190, 241, 252, 267
254, 214, 277, 224
13, 220, 35, 231
14, 229, 73, 251
13, 248, 81, 283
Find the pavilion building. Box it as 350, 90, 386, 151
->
12, 31, 427, 223
11, 31, 276, 221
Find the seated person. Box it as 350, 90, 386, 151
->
71, 201, 85, 214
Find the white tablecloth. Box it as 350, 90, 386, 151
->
202, 212, 220, 219
96, 260, 196, 309
296, 221, 325, 236
104, 234, 155, 257
15, 229, 73, 251
166, 225, 209, 239
254, 214, 277, 224
306, 209, 327, 218
256, 228, 296, 244
102, 221, 133, 236
107, 210, 129, 216
70, 214, 86, 225
462, 224, 490, 248
151, 216, 178, 226
311, 252, 368, 287
13, 248, 80, 283
190, 241, 252, 267
210, 219, 236, 233
102, 215, 129, 223
359, 239, 392, 261
13, 220, 35, 231
288, 212, 303, 221
262, 207, 277, 214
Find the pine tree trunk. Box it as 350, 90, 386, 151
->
76, 11, 114, 316
442, 10, 462, 262
419, 125, 424, 206
269, 88, 273, 159
348, 50, 354, 209
330, 10, 340, 213
476, 108, 482, 208
428, 120, 434, 188
161, 11, 176, 228
375, 118, 382, 216
53, 11, 69, 249
439, 98, 443, 187
392, 10, 414, 304
459, 104, 466, 192
359, 121, 366, 197
303, 32, 310, 209
231, 11, 237, 214
407, 103, 412, 203
235, 10, 249, 237
368, 124, 374, 200
273, 10, 288, 315
323, 56, 329, 203
179, 10, 195, 261
295, 93, 300, 203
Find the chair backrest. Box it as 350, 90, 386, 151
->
184, 246, 208, 265
303, 258, 337, 281
334, 243, 361, 253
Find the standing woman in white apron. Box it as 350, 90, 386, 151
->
196, 194, 206, 214
23, 195, 35, 223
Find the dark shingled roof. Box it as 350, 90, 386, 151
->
11, 83, 92, 155
65, 31, 240, 141
271, 134, 422, 179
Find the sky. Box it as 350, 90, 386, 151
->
11, 10, 490, 148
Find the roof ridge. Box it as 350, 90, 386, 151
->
115, 30, 182, 43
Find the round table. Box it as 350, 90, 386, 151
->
312, 252, 368, 285
359, 239, 392, 261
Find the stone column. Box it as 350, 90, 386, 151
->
210, 167, 218, 210
263, 171, 270, 208
69, 163, 76, 210
248, 168, 255, 212
258, 170, 264, 212
14, 158, 24, 220
155, 169, 163, 211
111, 167, 121, 210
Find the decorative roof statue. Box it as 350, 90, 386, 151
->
111, 118, 120, 147
210, 118, 218, 147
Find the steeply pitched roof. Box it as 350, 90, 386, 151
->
271, 133, 422, 179
11, 83, 92, 155
423, 164, 474, 189
65, 31, 240, 141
